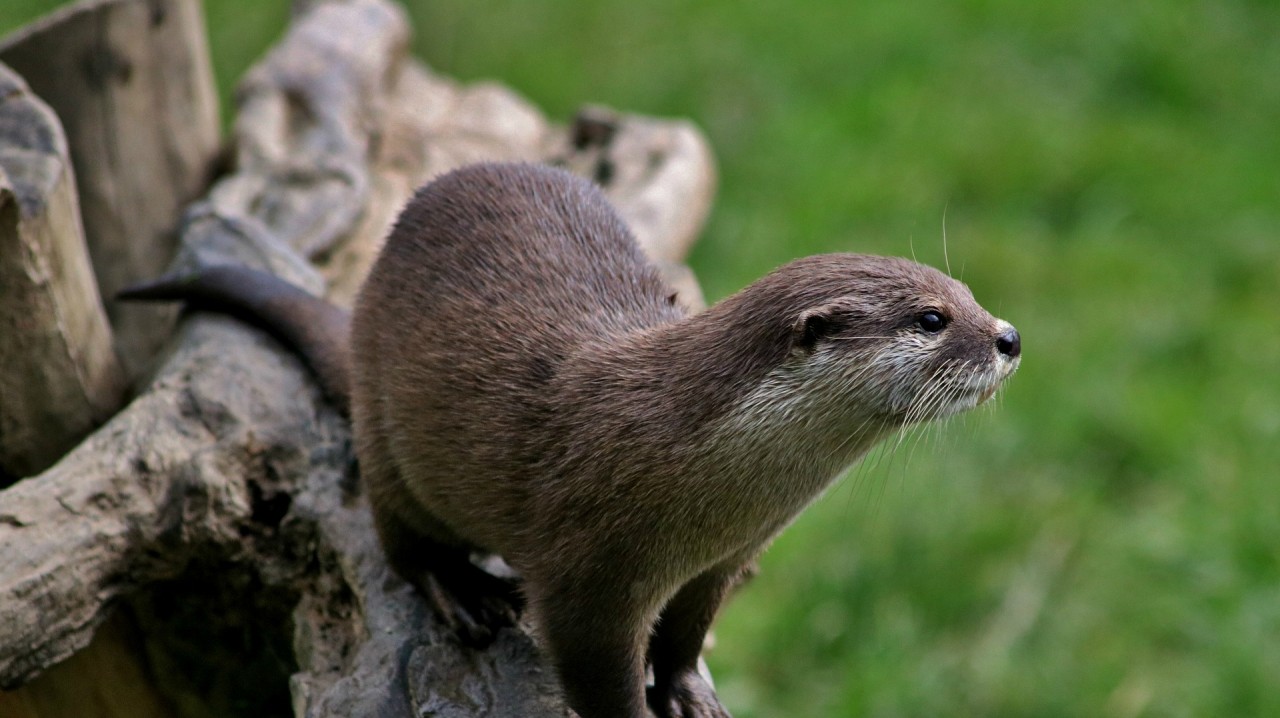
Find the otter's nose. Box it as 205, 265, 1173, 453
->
996, 328, 1021, 358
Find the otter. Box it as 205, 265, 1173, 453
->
122, 162, 1020, 718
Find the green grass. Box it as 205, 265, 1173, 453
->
5, 1, 1280, 715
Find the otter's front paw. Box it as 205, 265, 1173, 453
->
648, 672, 732, 718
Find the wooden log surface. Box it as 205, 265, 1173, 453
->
0, 0, 222, 380
0, 62, 125, 481
0, 0, 716, 715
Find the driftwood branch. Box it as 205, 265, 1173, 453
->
0, 0, 716, 715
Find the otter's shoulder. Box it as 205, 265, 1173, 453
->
391, 163, 624, 242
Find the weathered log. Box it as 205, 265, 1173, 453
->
0, 0, 221, 380
556, 104, 716, 267
0, 0, 716, 715
0, 63, 125, 481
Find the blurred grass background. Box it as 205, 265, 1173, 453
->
4, 1, 1279, 716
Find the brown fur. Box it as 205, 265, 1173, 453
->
123, 162, 1020, 718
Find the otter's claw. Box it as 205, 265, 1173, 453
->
648, 671, 732, 718
418, 566, 523, 646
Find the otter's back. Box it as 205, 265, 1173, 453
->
350, 163, 680, 546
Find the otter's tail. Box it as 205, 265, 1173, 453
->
119, 266, 352, 415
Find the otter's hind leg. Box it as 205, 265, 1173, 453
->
360, 421, 521, 643
372, 500, 522, 644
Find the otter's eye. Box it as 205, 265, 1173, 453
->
916, 311, 948, 333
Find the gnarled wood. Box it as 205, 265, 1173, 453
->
0, 63, 124, 481
0, 0, 716, 714
0, 0, 221, 380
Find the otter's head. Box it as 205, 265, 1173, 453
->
747, 254, 1020, 432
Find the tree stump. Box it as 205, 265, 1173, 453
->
0, 0, 222, 381
0, 1, 716, 716
0, 63, 125, 480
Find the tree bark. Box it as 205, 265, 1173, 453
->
0, 0, 716, 715
0, 62, 125, 481
0, 0, 222, 380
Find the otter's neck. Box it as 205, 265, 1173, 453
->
561, 306, 892, 552
579, 295, 893, 500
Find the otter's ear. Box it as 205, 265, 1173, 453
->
791, 305, 837, 352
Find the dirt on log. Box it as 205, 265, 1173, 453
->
0, 0, 715, 716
